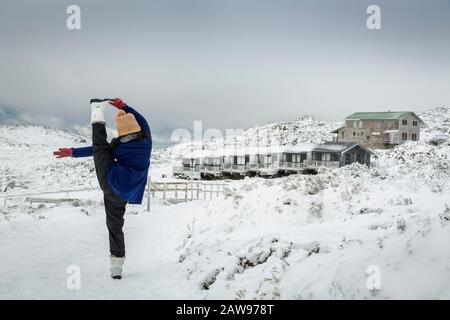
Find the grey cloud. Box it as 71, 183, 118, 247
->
0, 0, 449, 147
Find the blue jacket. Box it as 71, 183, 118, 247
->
72, 106, 152, 204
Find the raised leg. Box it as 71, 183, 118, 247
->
92, 123, 113, 191
90, 100, 128, 259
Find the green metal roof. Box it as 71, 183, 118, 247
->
346, 111, 423, 122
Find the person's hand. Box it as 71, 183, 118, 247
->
109, 98, 126, 109
53, 148, 73, 158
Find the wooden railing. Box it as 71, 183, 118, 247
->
146, 179, 226, 211
202, 165, 222, 173
0, 180, 228, 213
0, 187, 99, 207
175, 160, 340, 177
173, 158, 345, 180
223, 164, 246, 171
278, 162, 304, 169
304, 160, 340, 168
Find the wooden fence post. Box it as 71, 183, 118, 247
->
184, 182, 188, 202
163, 183, 167, 200
196, 182, 200, 199
203, 183, 207, 200
175, 183, 178, 200
147, 177, 151, 212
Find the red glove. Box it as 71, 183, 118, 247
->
109, 98, 126, 109
53, 148, 73, 158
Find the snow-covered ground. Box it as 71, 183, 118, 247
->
1, 107, 450, 299
0, 201, 202, 299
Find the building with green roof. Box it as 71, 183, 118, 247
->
332, 111, 425, 149
345, 111, 425, 123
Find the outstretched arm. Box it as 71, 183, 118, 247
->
110, 98, 151, 137
53, 146, 93, 158
72, 146, 93, 158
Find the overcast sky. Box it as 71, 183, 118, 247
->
1, 0, 449, 146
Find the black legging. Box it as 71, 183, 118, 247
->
92, 123, 127, 258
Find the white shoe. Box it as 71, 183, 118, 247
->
110, 255, 125, 279
90, 98, 110, 125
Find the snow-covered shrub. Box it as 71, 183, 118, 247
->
389, 196, 413, 206
429, 135, 450, 146
439, 204, 450, 225
397, 218, 407, 232
308, 200, 323, 218
356, 207, 383, 215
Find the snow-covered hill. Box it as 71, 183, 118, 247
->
418, 106, 450, 142
176, 158, 450, 299
0, 124, 98, 195
170, 106, 450, 299
1, 106, 449, 299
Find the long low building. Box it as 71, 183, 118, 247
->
173, 142, 374, 180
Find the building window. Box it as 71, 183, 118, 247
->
353, 132, 356, 136
341, 132, 344, 138
353, 121, 362, 128
412, 121, 418, 126
412, 133, 418, 141
402, 132, 408, 140
322, 153, 331, 161
402, 119, 408, 125
366, 136, 370, 140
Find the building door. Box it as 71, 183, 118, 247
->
286, 154, 292, 162
345, 153, 351, 165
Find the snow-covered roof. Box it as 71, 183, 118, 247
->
330, 126, 345, 133
283, 144, 317, 153
178, 144, 318, 159
312, 142, 355, 152
312, 142, 374, 154
346, 111, 425, 124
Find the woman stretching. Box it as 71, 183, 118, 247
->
53, 98, 152, 279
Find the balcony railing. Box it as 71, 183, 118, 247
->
202, 165, 222, 173
278, 162, 304, 170
183, 166, 203, 172
174, 160, 340, 177
304, 160, 340, 168
223, 164, 247, 172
